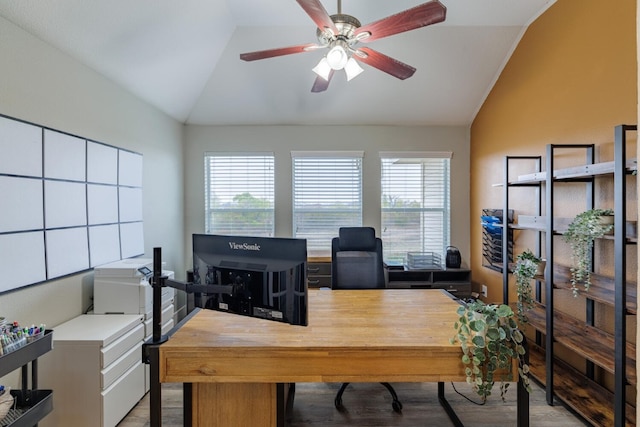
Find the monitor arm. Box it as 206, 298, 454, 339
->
146, 247, 234, 347
142, 246, 234, 427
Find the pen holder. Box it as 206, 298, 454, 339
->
2, 337, 26, 354
26, 329, 44, 343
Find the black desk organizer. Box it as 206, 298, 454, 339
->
0, 330, 53, 427
481, 208, 513, 272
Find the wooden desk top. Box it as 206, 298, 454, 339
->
159, 289, 465, 383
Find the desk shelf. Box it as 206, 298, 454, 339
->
387, 268, 471, 297
0, 330, 53, 427
307, 259, 331, 288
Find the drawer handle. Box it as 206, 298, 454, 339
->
308, 267, 320, 273
308, 279, 320, 285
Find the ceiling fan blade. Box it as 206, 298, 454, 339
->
296, 0, 339, 35
354, 47, 416, 80
240, 43, 320, 61
311, 70, 335, 93
354, 0, 446, 43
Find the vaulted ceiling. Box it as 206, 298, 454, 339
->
0, 0, 555, 126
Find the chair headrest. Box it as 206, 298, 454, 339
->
338, 227, 376, 251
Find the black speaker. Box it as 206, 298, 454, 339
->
445, 246, 461, 268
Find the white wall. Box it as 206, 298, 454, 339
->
0, 16, 185, 330
184, 125, 471, 266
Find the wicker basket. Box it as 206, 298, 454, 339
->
0, 387, 14, 422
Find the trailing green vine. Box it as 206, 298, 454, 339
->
513, 250, 541, 323
563, 208, 614, 296
451, 301, 531, 402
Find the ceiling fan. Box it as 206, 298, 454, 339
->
239, 0, 447, 93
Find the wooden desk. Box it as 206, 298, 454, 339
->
156, 289, 523, 426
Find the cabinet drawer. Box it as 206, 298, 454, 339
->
307, 275, 331, 288
144, 305, 175, 337
101, 340, 142, 389
102, 361, 145, 427
101, 322, 144, 368
307, 262, 331, 275
433, 282, 471, 297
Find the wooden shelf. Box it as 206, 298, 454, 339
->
550, 264, 638, 314
525, 304, 636, 385
528, 344, 636, 426
514, 263, 638, 314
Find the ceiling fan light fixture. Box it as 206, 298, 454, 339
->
326, 43, 348, 70
312, 57, 332, 81
344, 57, 363, 81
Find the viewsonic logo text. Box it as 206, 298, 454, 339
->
228, 242, 261, 251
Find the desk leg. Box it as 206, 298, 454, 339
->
191, 383, 278, 427
517, 378, 529, 427
437, 382, 464, 427
438, 380, 529, 427
148, 343, 162, 427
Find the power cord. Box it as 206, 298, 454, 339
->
450, 382, 486, 406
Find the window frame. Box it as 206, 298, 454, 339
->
379, 151, 452, 266
291, 151, 364, 257
204, 152, 275, 237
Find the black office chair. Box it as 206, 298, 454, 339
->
331, 227, 402, 413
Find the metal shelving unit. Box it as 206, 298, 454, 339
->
0, 330, 53, 427
500, 125, 637, 426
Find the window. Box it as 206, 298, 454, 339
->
380, 152, 452, 266
292, 151, 363, 256
204, 153, 274, 237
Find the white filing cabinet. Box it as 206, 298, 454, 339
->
93, 258, 176, 391
39, 314, 146, 427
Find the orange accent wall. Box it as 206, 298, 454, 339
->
470, 0, 637, 302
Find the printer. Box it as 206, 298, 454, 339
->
93, 258, 175, 339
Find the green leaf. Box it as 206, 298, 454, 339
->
472, 335, 486, 348
513, 329, 523, 342
486, 328, 501, 340
496, 304, 512, 317
470, 319, 486, 332
500, 328, 508, 341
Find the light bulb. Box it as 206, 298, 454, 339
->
326, 45, 348, 70
312, 57, 332, 81
344, 57, 364, 81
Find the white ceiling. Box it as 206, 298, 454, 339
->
0, 0, 555, 126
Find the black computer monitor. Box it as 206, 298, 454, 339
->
192, 234, 308, 326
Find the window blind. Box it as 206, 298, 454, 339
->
380, 153, 451, 266
292, 152, 363, 256
204, 153, 274, 237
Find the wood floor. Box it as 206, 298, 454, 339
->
117, 381, 587, 426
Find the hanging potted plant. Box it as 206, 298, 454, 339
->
563, 208, 614, 297
513, 250, 543, 323
450, 301, 531, 402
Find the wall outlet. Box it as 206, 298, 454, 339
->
481, 285, 488, 298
